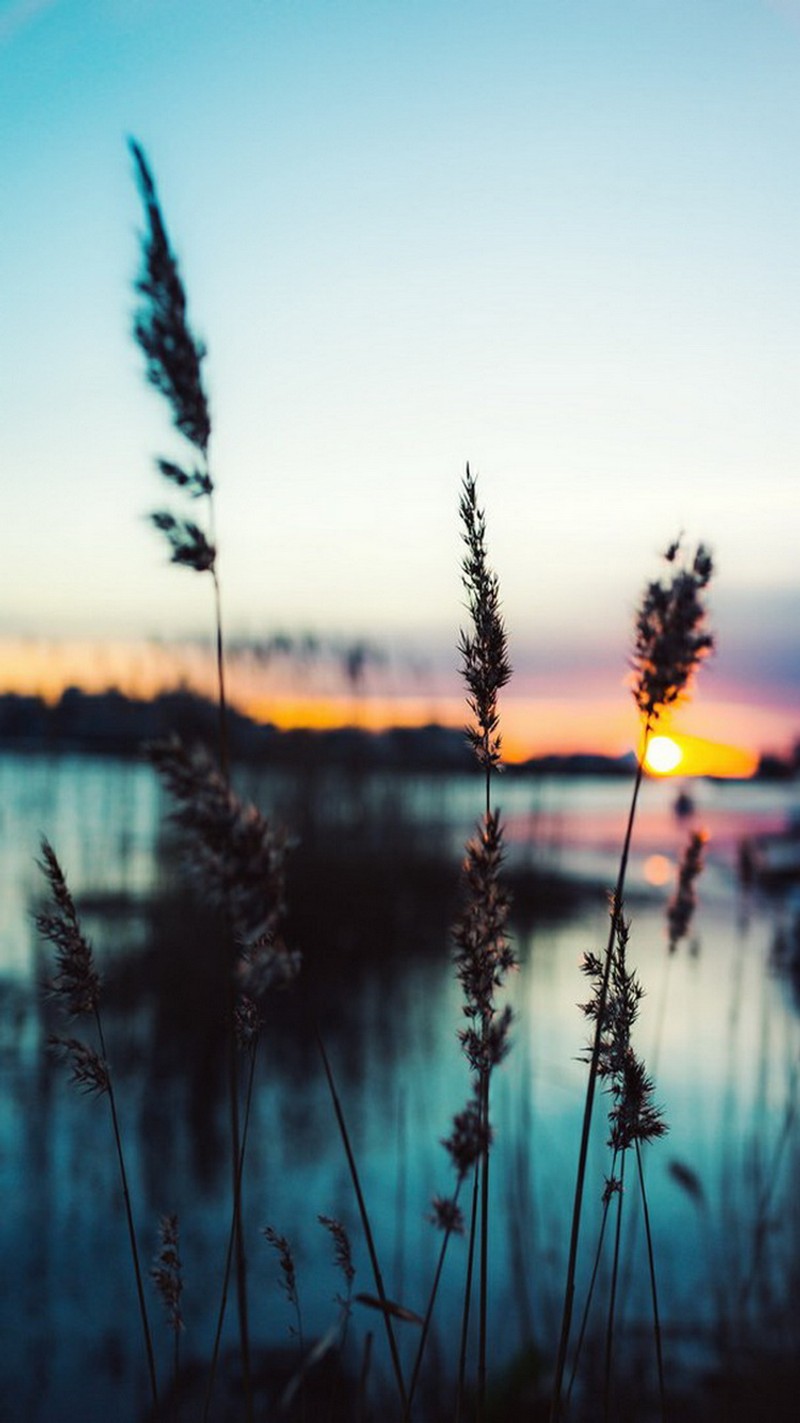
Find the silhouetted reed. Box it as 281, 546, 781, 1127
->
446, 467, 515, 1422
668, 828, 708, 954
148, 738, 299, 1422
37, 837, 159, 1410
151, 1213, 184, 1419
458, 467, 512, 792
632, 540, 713, 722
130, 139, 223, 731
263, 1226, 304, 1361
149, 735, 290, 941
581, 901, 667, 1420
314, 1022, 409, 1412
319, 1214, 356, 1337
551, 538, 714, 1422
130, 139, 274, 1417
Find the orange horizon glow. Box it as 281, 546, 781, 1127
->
639, 721, 759, 780
0, 635, 783, 777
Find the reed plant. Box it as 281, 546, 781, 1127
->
263, 1226, 305, 1365
151, 1213, 184, 1420
37, 837, 159, 1412
128, 140, 308, 1420
550, 538, 714, 1420
608, 823, 710, 1385
576, 901, 668, 1420
129, 140, 413, 1418
415, 467, 516, 1423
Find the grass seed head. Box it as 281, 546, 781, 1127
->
442, 1094, 492, 1178
130, 139, 211, 456
233, 994, 263, 1051
632, 538, 714, 721
458, 466, 511, 771
263, 1226, 299, 1308
48, 1035, 109, 1095
583, 904, 668, 1157
668, 829, 708, 953
155, 457, 213, 498
149, 511, 215, 573
151, 1213, 184, 1333
237, 928, 301, 1000
37, 839, 100, 1016
150, 736, 288, 940
318, 1215, 355, 1288
452, 810, 514, 1032
429, 1196, 465, 1235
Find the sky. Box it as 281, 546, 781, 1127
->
2, 0, 800, 762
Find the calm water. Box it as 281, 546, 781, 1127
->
2, 752, 800, 1420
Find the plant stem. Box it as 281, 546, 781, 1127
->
477, 1072, 490, 1423
636, 1140, 666, 1422
203, 1037, 259, 1423
550, 724, 652, 1421
405, 1179, 463, 1420
604, 1151, 626, 1423
206, 484, 252, 1419
566, 1160, 616, 1409
314, 1022, 408, 1413
455, 1158, 480, 1423
476, 762, 491, 1422
225, 970, 252, 1422
95, 1013, 158, 1410
205, 488, 227, 757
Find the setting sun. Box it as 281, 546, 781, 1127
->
645, 735, 684, 775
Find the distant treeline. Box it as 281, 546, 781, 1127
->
0, 687, 647, 776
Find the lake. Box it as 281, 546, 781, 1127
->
2, 751, 800, 1421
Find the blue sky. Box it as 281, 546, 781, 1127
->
3, 0, 800, 749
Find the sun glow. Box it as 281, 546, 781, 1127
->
645, 735, 684, 775
642, 729, 759, 779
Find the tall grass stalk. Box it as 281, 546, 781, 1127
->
314, 1022, 408, 1412
550, 756, 648, 1419
97, 1011, 160, 1410
149, 737, 296, 1419
202, 1024, 261, 1423
452, 466, 514, 1419
318, 1213, 356, 1357
604, 1151, 627, 1423
635, 1139, 666, 1419
617, 826, 709, 1344
405, 1180, 464, 1419
129, 138, 251, 1413
263, 1225, 305, 1363
579, 905, 668, 1416
37, 839, 159, 1411
550, 538, 713, 1420
151, 1213, 184, 1422
565, 1157, 617, 1410
454, 1158, 480, 1423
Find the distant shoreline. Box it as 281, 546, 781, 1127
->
3, 687, 790, 781
0, 687, 649, 778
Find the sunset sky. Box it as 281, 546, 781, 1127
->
3, 0, 800, 763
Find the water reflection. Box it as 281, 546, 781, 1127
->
2, 753, 800, 1420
